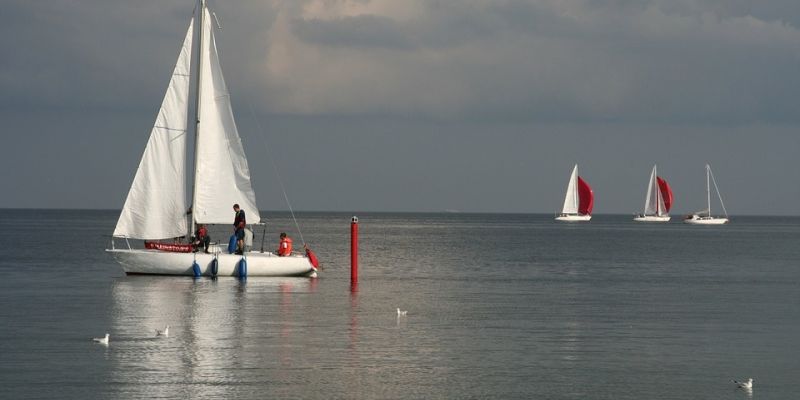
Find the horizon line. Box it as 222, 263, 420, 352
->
1, 207, 798, 218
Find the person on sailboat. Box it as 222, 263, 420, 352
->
277, 233, 293, 256
193, 224, 210, 253
232, 204, 246, 255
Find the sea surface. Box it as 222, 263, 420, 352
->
0, 210, 798, 399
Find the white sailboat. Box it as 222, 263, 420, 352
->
107, 0, 318, 277
555, 164, 594, 222
684, 164, 729, 225
634, 165, 673, 222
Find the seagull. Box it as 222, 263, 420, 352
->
397, 308, 407, 316
155, 325, 169, 337
733, 378, 753, 390
92, 333, 109, 345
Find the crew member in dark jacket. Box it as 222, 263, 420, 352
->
232, 204, 246, 254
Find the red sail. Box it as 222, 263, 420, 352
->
577, 177, 594, 215
656, 177, 673, 213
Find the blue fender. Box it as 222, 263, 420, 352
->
228, 235, 237, 254
210, 257, 219, 277
191, 261, 201, 277
237, 258, 247, 279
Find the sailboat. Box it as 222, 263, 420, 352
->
633, 165, 673, 222
684, 164, 729, 225
555, 164, 594, 222
106, 0, 318, 277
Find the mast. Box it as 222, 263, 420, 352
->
572, 165, 579, 214
654, 165, 660, 215
706, 164, 711, 216
189, 0, 206, 238
643, 165, 657, 216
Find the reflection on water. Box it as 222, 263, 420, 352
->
108, 277, 317, 399
349, 286, 359, 356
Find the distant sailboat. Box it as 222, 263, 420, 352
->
555, 164, 593, 222
634, 165, 673, 222
684, 164, 729, 225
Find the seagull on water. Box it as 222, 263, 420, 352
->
156, 325, 169, 337
92, 333, 109, 345
733, 378, 753, 390
397, 308, 407, 316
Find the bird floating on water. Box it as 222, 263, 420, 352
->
92, 333, 109, 345
397, 308, 408, 316
733, 378, 753, 390
156, 325, 169, 337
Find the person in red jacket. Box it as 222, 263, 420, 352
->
193, 224, 210, 253
277, 232, 293, 256
232, 204, 246, 255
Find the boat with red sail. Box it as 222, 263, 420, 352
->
555, 164, 594, 222
634, 165, 673, 222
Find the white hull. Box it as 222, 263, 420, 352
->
686, 165, 729, 226
107, 249, 317, 277
684, 215, 729, 225
555, 214, 591, 222
633, 215, 671, 222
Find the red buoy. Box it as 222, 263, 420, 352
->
351, 216, 358, 285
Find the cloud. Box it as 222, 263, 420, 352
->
256, 0, 800, 122
1, 0, 798, 123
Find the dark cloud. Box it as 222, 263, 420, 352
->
1, 1, 198, 115
1, 0, 798, 214
3, 0, 798, 121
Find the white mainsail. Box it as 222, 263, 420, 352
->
561, 165, 579, 214
113, 19, 194, 240
643, 165, 666, 216
193, 8, 261, 225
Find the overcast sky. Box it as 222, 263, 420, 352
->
1, 0, 799, 215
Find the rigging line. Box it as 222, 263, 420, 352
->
246, 104, 306, 246
709, 167, 729, 217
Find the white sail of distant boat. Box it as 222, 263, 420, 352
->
634, 165, 673, 222
107, 0, 318, 277
684, 164, 729, 225
555, 164, 593, 222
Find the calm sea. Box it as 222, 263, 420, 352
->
0, 210, 798, 399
